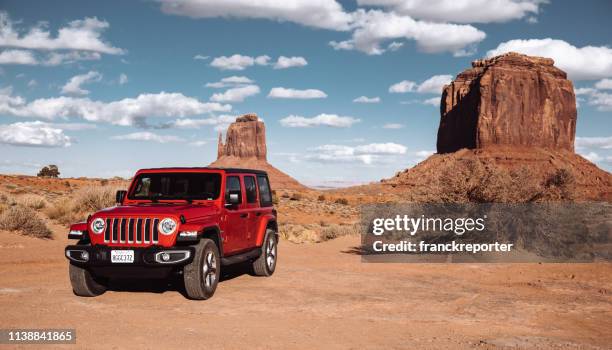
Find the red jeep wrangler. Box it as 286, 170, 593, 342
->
64, 167, 278, 300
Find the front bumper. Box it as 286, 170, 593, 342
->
65, 245, 195, 267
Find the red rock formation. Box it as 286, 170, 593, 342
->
217, 113, 267, 160
437, 52, 577, 153
210, 114, 306, 191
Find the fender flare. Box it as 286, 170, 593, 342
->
200, 225, 224, 257
256, 215, 278, 246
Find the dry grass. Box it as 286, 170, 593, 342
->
15, 194, 48, 209
0, 205, 52, 239
409, 158, 578, 203
279, 222, 359, 243
46, 186, 118, 225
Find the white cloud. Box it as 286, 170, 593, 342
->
0, 12, 124, 54
205, 76, 254, 88
268, 87, 327, 99
169, 115, 235, 129
575, 136, 612, 150
353, 95, 380, 103
422, 97, 440, 106
280, 114, 359, 128
354, 143, 406, 155
356, 0, 543, 24
487, 39, 612, 80
588, 91, 612, 111
193, 54, 209, 60
0, 49, 37, 64
118, 73, 128, 85
274, 56, 308, 69
341, 9, 486, 56
416, 74, 453, 93
329, 40, 355, 51
61, 71, 102, 95
387, 41, 403, 51
389, 80, 416, 93
389, 75, 452, 94
51, 122, 97, 131
158, 0, 353, 31
574, 84, 612, 111
580, 151, 603, 163
382, 123, 404, 129
111, 131, 181, 143
0, 88, 232, 126
42, 50, 101, 65
210, 54, 270, 70
574, 87, 596, 96
415, 150, 435, 159
305, 142, 406, 164
210, 84, 260, 102
27, 79, 37, 88
595, 79, 612, 90
190, 140, 208, 147
0, 121, 71, 147
157, 2, 485, 57
0, 49, 104, 66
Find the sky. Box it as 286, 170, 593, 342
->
0, 0, 611, 187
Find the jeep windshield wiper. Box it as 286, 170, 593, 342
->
149, 193, 162, 203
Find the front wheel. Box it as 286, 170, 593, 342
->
252, 229, 278, 276
69, 263, 107, 297
183, 239, 220, 300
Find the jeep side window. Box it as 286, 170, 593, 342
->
244, 176, 257, 204
257, 175, 272, 207
225, 176, 242, 205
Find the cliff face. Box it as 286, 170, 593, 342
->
211, 114, 306, 191
437, 52, 577, 153
217, 113, 267, 160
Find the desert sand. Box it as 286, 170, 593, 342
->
1, 225, 611, 349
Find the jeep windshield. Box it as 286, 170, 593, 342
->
128, 172, 222, 201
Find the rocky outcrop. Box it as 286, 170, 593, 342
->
217, 113, 267, 160
437, 52, 577, 153
210, 114, 306, 190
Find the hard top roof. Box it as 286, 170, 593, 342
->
136, 167, 268, 175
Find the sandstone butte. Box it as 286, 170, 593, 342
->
379, 52, 611, 201
437, 52, 577, 153
209, 114, 306, 191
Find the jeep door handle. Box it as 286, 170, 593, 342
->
255, 212, 261, 217
240, 213, 248, 218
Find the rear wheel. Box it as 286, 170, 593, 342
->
69, 263, 107, 297
252, 229, 277, 276
183, 239, 220, 300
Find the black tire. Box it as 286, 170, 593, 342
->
252, 229, 277, 276
69, 263, 107, 297
183, 239, 220, 300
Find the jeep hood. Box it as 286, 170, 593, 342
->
93, 203, 219, 222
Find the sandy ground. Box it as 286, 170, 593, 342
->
1, 228, 611, 350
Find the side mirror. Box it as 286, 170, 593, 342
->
116, 190, 127, 205
226, 191, 241, 207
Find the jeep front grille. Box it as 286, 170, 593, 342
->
103, 217, 160, 245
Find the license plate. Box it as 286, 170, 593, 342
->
111, 250, 134, 263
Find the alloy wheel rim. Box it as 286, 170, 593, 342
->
202, 251, 217, 288
266, 236, 276, 269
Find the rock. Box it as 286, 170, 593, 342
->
218, 113, 267, 160
437, 52, 577, 153
210, 114, 307, 191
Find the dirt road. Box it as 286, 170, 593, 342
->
1, 230, 611, 349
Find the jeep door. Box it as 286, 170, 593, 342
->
223, 175, 249, 254
242, 175, 261, 247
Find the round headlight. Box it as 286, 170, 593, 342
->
91, 218, 105, 234
159, 218, 177, 235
